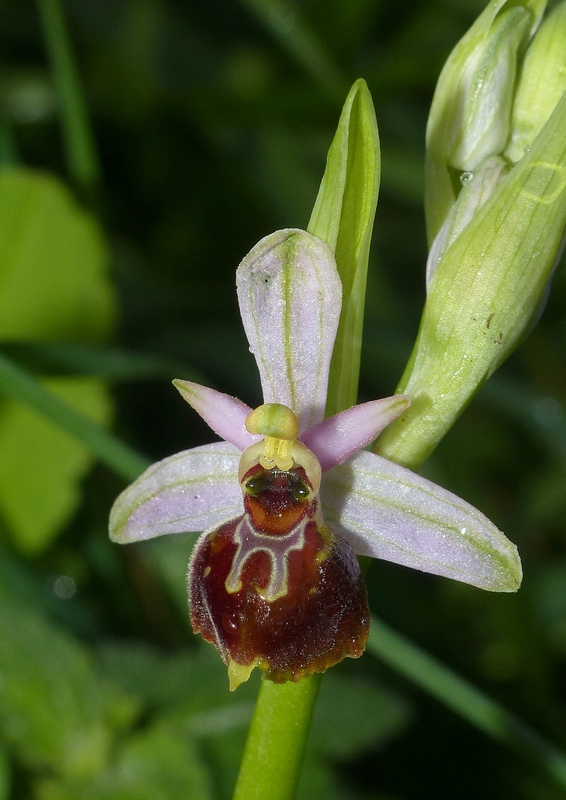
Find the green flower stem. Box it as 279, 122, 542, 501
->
233, 676, 321, 800
35, 0, 101, 197
0, 352, 149, 483
368, 616, 566, 791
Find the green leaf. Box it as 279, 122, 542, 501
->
0, 341, 199, 382
308, 78, 381, 415
0, 353, 149, 485
102, 722, 214, 800
97, 643, 253, 800
98, 639, 258, 721
0, 168, 117, 551
0, 740, 10, 800
0, 598, 136, 779
367, 616, 566, 792
297, 755, 346, 800
35, 0, 101, 197
310, 671, 411, 760
0, 377, 111, 553
239, 0, 347, 100
0, 169, 114, 342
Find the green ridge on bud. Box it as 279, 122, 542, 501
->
505, 0, 566, 164
426, 155, 507, 286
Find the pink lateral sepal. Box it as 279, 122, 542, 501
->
174, 379, 259, 451
302, 394, 410, 472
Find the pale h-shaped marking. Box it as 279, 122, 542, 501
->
225, 513, 308, 603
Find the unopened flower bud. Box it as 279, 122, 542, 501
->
426, 0, 545, 242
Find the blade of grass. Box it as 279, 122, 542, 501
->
0, 342, 203, 383
35, 0, 101, 197
239, 0, 347, 100
368, 615, 566, 790
0, 352, 149, 483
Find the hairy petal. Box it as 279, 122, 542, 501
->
173, 379, 258, 451
321, 450, 521, 592
109, 442, 242, 543
236, 229, 342, 431
302, 395, 410, 472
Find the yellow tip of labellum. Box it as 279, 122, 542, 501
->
227, 658, 256, 691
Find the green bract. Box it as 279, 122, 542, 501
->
308, 78, 380, 416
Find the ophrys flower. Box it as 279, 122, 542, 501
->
109, 229, 521, 689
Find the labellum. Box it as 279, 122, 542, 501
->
188, 404, 370, 690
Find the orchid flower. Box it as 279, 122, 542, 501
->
109, 229, 521, 690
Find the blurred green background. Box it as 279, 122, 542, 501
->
0, 0, 565, 798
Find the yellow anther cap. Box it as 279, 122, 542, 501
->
245, 404, 300, 441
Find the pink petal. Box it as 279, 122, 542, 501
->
236, 229, 342, 431
322, 450, 521, 592
109, 442, 242, 543
302, 395, 410, 472
173, 380, 259, 451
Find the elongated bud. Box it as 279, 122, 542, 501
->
427, 0, 566, 282
425, 0, 546, 243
